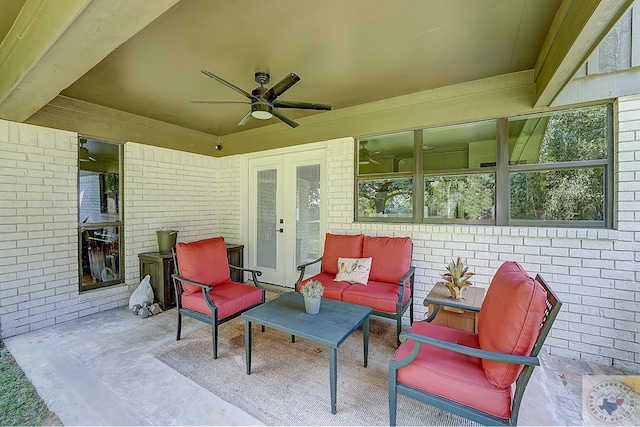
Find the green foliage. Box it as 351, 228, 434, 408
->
424, 174, 495, 220
301, 280, 324, 299
0, 342, 52, 426
358, 178, 413, 218
511, 106, 607, 221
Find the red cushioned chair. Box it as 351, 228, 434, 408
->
389, 261, 562, 426
171, 237, 265, 359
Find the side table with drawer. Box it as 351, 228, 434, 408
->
138, 243, 244, 310
424, 283, 485, 333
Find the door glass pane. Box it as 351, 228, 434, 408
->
296, 164, 320, 268
256, 169, 277, 269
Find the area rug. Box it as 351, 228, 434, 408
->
151, 316, 477, 426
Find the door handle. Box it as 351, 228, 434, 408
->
276, 228, 284, 233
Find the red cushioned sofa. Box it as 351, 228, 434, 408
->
295, 233, 415, 345
171, 237, 265, 359
389, 261, 562, 426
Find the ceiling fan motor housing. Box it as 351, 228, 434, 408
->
255, 71, 270, 85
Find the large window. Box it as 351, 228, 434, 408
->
355, 104, 612, 227
78, 137, 123, 291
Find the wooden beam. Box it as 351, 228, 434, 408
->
0, 0, 178, 122
26, 95, 218, 156
534, 0, 635, 107
219, 71, 539, 156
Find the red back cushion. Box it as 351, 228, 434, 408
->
321, 234, 364, 275
362, 236, 412, 283
175, 237, 231, 295
478, 261, 547, 388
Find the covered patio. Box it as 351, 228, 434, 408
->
1, 1, 640, 424
4, 298, 634, 426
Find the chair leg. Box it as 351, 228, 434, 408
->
212, 321, 218, 359
176, 311, 182, 341
396, 315, 402, 347
389, 372, 398, 426
410, 300, 414, 324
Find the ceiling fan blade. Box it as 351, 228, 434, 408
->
238, 111, 252, 126
201, 70, 255, 100
264, 73, 300, 101
191, 100, 251, 105
272, 108, 299, 128
273, 100, 332, 111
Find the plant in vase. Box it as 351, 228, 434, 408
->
301, 280, 324, 314
437, 256, 474, 300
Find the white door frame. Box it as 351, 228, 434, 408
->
242, 142, 327, 287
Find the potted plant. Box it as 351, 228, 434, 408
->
301, 280, 324, 314
437, 256, 474, 300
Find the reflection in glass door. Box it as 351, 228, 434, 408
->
295, 164, 321, 268
256, 168, 278, 271
249, 150, 324, 286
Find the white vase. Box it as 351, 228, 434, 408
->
304, 296, 321, 314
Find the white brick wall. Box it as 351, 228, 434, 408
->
123, 142, 219, 287
324, 99, 640, 372
1, 96, 639, 371
0, 121, 107, 337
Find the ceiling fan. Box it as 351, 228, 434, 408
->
79, 140, 95, 162
359, 141, 384, 165
192, 70, 332, 128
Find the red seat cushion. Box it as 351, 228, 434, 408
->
321, 233, 364, 275
181, 281, 263, 319
362, 236, 412, 283
341, 279, 409, 313
297, 273, 351, 301
393, 321, 513, 419
478, 261, 548, 388
175, 237, 231, 295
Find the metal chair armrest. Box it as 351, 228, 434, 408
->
296, 257, 323, 272
396, 266, 416, 287
391, 329, 540, 370
171, 273, 213, 292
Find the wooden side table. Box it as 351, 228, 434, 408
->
424, 283, 485, 333
138, 243, 244, 310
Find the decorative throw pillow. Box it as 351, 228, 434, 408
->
334, 257, 372, 285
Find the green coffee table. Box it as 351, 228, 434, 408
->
242, 292, 372, 414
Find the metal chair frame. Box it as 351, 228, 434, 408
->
171, 249, 265, 359
389, 274, 562, 426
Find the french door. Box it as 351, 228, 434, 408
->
248, 150, 324, 287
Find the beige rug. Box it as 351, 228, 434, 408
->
151, 316, 477, 426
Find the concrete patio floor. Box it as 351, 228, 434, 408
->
2, 305, 631, 426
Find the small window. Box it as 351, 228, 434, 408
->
357, 177, 413, 219
423, 121, 496, 223
425, 174, 495, 221
358, 131, 414, 175
508, 105, 609, 226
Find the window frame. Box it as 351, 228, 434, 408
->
354, 104, 613, 228
78, 137, 124, 292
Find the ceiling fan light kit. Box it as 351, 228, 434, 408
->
193, 69, 331, 128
